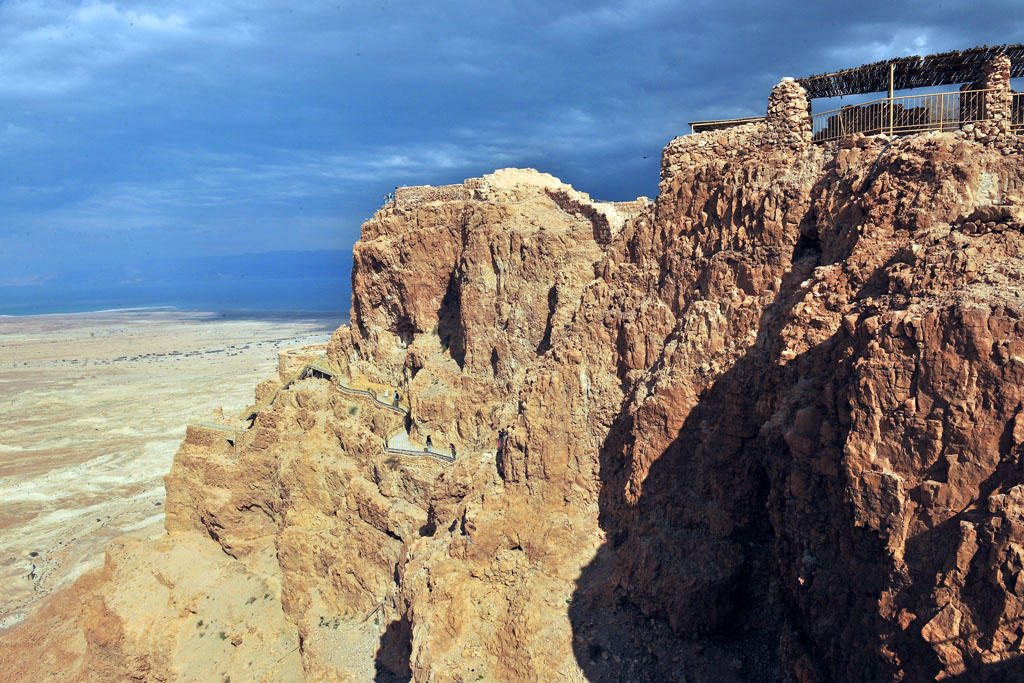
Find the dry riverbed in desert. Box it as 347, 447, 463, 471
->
0, 309, 341, 630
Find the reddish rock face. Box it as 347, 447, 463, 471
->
5, 131, 1024, 682
560, 131, 1024, 681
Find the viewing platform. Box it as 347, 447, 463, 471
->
686, 44, 1022, 145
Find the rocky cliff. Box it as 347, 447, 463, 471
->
3, 86, 1024, 682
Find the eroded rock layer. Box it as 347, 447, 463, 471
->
3, 130, 1024, 682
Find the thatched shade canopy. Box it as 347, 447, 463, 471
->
797, 44, 1024, 99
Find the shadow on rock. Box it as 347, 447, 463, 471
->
567, 215, 895, 680
567, 247, 821, 681
374, 616, 412, 683
567, 346, 786, 682
945, 655, 1024, 683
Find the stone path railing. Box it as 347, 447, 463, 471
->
191, 421, 236, 433
335, 381, 408, 415
382, 443, 455, 463
189, 362, 456, 463
189, 421, 238, 445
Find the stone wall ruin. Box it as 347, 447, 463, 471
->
394, 183, 473, 208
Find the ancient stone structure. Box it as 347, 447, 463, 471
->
981, 54, 1014, 139
660, 120, 765, 191
956, 54, 1016, 145
765, 77, 812, 149
661, 77, 813, 192
694, 47, 1024, 146
394, 182, 473, 208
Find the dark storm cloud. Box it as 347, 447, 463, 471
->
0, 0, 1020, 285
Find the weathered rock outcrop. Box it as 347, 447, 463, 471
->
4, 113, 1024, 682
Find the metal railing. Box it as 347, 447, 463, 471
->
238, 362, 410, 423
188, 422, 238, 446
190, 421, 237, 433
197, 361, 454, 463
811, 89, 994, 142
382, 444, 455, 463
1013, 92, 1023, 133
304, 362, 336, 378
336, 381, 408, 415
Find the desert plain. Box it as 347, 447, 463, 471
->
0, 309, 341, 630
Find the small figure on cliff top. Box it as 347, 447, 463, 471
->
449, 443, 456, 459
425, 434, 432, 452
393, 392, 400, 408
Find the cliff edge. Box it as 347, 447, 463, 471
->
3, 80, 1024, 682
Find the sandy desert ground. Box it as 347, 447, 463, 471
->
0, 309, 341, 630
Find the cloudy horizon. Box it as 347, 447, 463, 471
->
2, 0, 1021, 311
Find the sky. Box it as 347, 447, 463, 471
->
1, 0, 1021, 312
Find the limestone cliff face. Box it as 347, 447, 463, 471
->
4, 120, 1024, 682
334, 168, 647, 451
